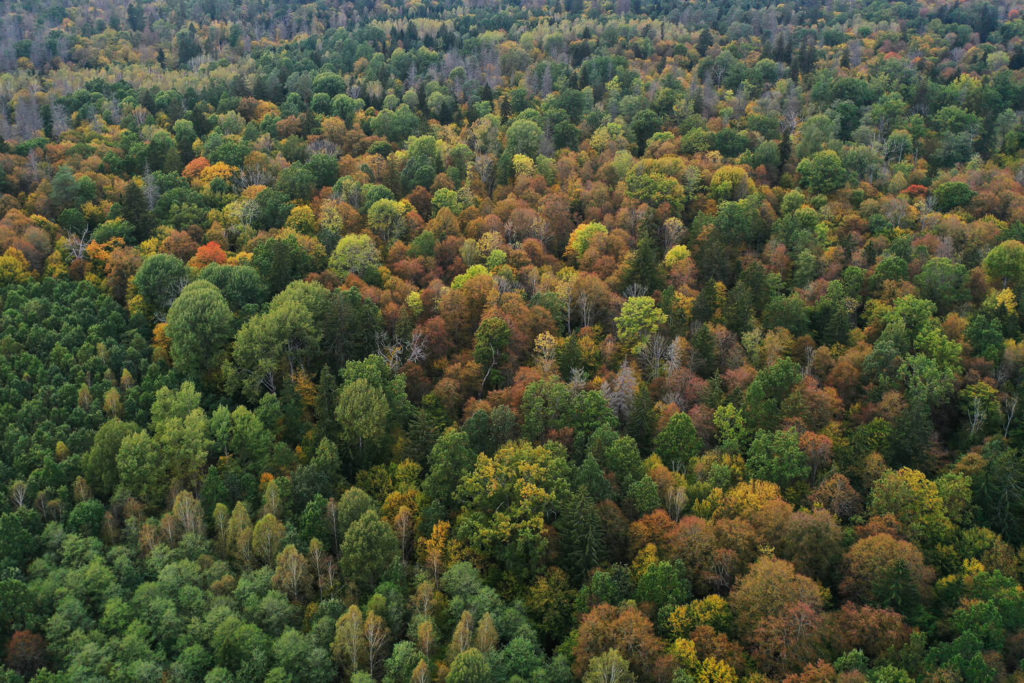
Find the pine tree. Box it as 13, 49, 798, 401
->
626, 383, 656, 455
122, 181, 153, 241
621, 236, 665, 295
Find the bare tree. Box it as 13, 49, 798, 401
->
639, 334, 670, 380
602, 364, 639, 421
68, 228, 92, 260
569, 367, 589, 393
666, 485, 689, 520
623, 283, 648, 298
967, 392, 986, 438
375, 330, 426, 371
1004, 394, 1019, 438
9, 480, 27, 509
364, 612, 390, 678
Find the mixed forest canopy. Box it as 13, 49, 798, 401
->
4, 0, 1024, 680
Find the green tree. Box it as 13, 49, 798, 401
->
745, 428, 810, 489
447, 648, 493, 683
276, 164, 316, 201
340, 510, 399, 593
199, 264, 268, 310
630, 110, 661, 155
506, 119, 543, 157
116, 430, 167, 505
614, 297, 667, 354
455, 441, 571, 586
423, 429, 478, 517
932, 182, 975, 212
229, 303, 320, 400
335, 377, 390, 460
165, 280, 234, 380
473, 317, 511, 391
366, 199, 409, 242
271, 628, 333, 683
520, 380, 573, 443
329, 234, 380, 278
133, 253, 188, 314
621, 236, 665, 294
122, 181, 154, 240
253, 234, 314, 294
797, 149, 847, 194
654, 412, 702, 471
914, 258, 968, 314
983, 240, 1024, 291
402, 135, 441, 191
83, 419, 139, 499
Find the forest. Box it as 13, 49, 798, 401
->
2, 0, 1024, 680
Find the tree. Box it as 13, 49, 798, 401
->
166, 280, 234, 380
335, 378, 390, 458
423, 429, 478, 516
367, 199, 410, 242
273, 544, 312, 601
122, 181, 154, 239
621, 236, 665, 294
624, 167, 687, 214
654, 412, 702, 471
134, 253, 187, 314
914, 258, 968, 314
983, 240, 1024, 291
728, 556, 824, 637
506, 119, 543, 157
745, 428, 809, 488
0, 248, 32, 284
5, 631, 47, 678
331, 604, 366, 675
252, 513, 286, 564
340, 510, 399, 593
697, 28, 713, 55
276, 164, 316, 200
83, 419, 139, 499
583, 649, 635, 683
455, 441, 571, 586
932, 182, 975, 212
573, 604, 663, 680
329, 234, 380, 278
199, 264, 268, 310
636, 560, 691, 608
631, 110, 661, 155
566, 222, 609, 260
363, 611, 390, 677
402, 135, 441, 191
473, 317, 511, 391
116, 430, 168, 505
615, 297, 667, 354
796, 150, 847, 194
867, 468, 956, 553
521, 380, 572, 442
973, 441, 1024, 544
253, 234, 314, 294
840, 533, 934, 610
271, 629, 333, 683
750, 602, 825, 675
447, 648, 492, 683
230, 303, 320, 399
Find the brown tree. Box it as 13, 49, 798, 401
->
573, 604, 666, 681
728, 556, 825, 638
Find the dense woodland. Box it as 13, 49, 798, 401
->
3, 0, 1024, 680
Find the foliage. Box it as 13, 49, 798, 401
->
1, 0, 1024, 679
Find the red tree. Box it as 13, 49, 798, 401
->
6, 631, 48, 677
